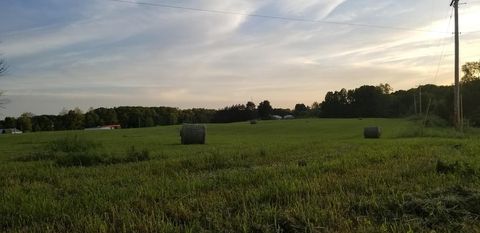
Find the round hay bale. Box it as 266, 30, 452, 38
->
180, 124, 206, 145
364, 127, 381, 139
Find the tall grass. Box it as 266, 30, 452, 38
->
16, 136, 150, 167
0, 119, 479, 232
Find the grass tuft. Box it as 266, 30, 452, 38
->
125, 146, 150, 162
48, 135, 102, 153
15, 136, 150, 167
436, 160, 477, 176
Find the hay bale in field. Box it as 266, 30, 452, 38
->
180, 124, 206, 145
364, 126, 381, 139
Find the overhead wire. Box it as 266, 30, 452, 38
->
105, 0, 478, 125
432, 9, 455, 84
106, 0, 450, 34
460, 0, 480, 33
423, 7, 455, 128
431, 7, 454, 78
107, 0, 478, 77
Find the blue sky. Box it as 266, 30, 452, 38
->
1, 0, 480, 117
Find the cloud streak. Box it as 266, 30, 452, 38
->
0, 0, 479, 116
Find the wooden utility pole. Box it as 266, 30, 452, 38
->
414, 94, 418, 115
451, 0, 462, 131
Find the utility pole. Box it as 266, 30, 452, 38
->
451, 0, 462, 131
414, 94, 417, 115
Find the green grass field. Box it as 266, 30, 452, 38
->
1, 119, 480, 233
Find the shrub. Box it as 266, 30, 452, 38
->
48, 135, 101, 153
55, 152, 104, 167
407, 115, 449, 128
15, 136, 150, 167
467, 107, 480, 127
423, 115, 449, 127
349, 186, 480, 230
125, 146, 150, 162
436, 160, 477, 177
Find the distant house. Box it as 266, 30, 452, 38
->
1, 128, 23, 134
85, 124, 122, 131
102, 124, 122, 130
271, 115, 282, 120
283, 115, 295, 120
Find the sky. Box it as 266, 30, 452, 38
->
1, 0, 480, 117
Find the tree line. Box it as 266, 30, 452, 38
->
320, 60, 480, 126
1, 61, 479, 132
1, 82, 480, 132
0, 101, 312, 132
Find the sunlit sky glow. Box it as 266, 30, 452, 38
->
1, 0, 480, 117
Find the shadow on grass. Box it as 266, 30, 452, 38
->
349, 185, 480, 231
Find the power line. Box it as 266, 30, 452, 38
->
432, 8, 454, 84
460, 55, 480, 60
421, 7, 453, 129
465, 30, 480, 33
106, 0, 450, 34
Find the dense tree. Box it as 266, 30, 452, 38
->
168, 111, 178, 125
378, 83, 393, 94
319, 83, 459, 123
85, 111, 101, 128
310, 102, 322, 117
32, 115, 54, 131
462, 60, 480, 83
152, 107, 178, 125
212, 105, 251, 123
64, 108, 85, 130
94, 107, 118, 125
322, 85, 396, 118
294, 103, 308, 117
246, 101, 256, 111
461, 79, 480, 126
177, 108, 214, 124
16, 113, 33, 132
321, 89, 350, 117
246, 101, 257, 120
348, 85, 385, 117
258, 100, 273, 119
143, 108, 156, 127
3, 117, 16, 129
116, 107, 143, 128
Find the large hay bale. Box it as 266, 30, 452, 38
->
364, 126, 381, 139
180, 124, 206, 145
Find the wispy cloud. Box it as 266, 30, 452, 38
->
0, 0, 479, 116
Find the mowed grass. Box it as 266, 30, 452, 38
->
1, 118, 480, 233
